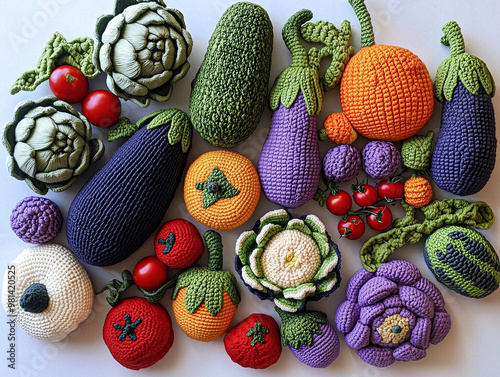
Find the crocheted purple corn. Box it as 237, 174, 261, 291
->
10, 196, 62, 244
323, 145, 361, 183
362, 141, 401, 180
335, 260, 451, 367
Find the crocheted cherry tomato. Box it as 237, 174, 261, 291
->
103, 297, 174, 370
49, 65, 89, 103
338, 215, 365, 240
377, 179, 404, 202
82, 90, 121, 128
326, 190, 352, 216
352, 183, 378, 207
132, 256, 168, 291
366, 205, 393, 231
224, 313, 281, 369
154, 219, 204, 269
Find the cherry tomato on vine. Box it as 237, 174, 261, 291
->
49, 65, 89, 103
366, 205, 393, 231
338, 215, 365, 240
352, 184, 378, 207
82, 90, 121, 128
326, 190, 352, 216
133, 256, 168, 291
377, 179, 404, 202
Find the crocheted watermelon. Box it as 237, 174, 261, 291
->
424, 225, 500, 298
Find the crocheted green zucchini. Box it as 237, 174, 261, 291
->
189, 2, 273, 147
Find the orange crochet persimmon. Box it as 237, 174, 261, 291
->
324, 0, 434, 143
404, 176, 433, 208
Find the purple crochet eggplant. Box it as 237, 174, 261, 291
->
323, 145, 361, 183
431, 21, 496, 196
258, 10, 353, 208
362, 141, 401, 180
335, 260, 451, 367
10, 196, 62, 244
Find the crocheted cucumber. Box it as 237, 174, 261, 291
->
189, 2, 273, 147
431, 21, 496, 196
67, 109, 192, 266
424, 225, 500, 298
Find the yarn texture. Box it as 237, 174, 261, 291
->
323, 144, 361, 183
10, 196, 62, 244
401, 131, 434, 170
362, 141, 401, 180
1, 244, 94, 342
335, 260, 451, 367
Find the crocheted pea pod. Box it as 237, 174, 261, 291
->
259, 10, 353, 208
67, 109, 192, 266
431, 21, 496, 196
171, 231, 241, 342
323, 0, 434, 143
189, 2, 273, 147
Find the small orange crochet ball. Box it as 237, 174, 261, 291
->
183, 150, 261, 231
404, 176, 433, 208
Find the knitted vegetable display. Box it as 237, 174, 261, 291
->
431, 21, 497, 196
235, 209, 341, 313
183, 149, 261, 231
224, 313, 282, 369
323, 145, 361, 183
189, 2, 273, 147
335, 260, 451, 367
2, 97, 105, 195
1, 244, 94, 342
424, 225, 500, 298
67, 109, 191, 266
103, 297, 174, 370
171, 231, 241, 342
276, 308, 340, 368
10, 196, 63, 244
323, 0, 434, 143
258, 10, 353, 208
360, 199, 495, 272
94, 0, 192, 107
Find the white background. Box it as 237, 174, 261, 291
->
1, 0, 500, 376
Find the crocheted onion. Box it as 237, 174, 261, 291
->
10, 196, 63, 244
335, 260, 451, 367
362, 140, 401, 180
323, 144, 361, 183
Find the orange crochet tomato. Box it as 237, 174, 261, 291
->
404, 176, 433, 208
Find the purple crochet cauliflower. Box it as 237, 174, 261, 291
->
362, 141, 401, 180
335, 260, 451, 367
323, 145, 361, 183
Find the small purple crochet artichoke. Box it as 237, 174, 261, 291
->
335, 260, 451, 368
10, 196, 63, 244
362, 141, 401, 180
323, 145, 361, 183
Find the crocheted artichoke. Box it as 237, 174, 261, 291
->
235, 209, 341, 313
335, 260, 451, 367
10, 196, 62, 244
2, 97, 104, 195
323, 144, 361, 183
94, 0, 192, 107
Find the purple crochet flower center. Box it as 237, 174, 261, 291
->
10, 196, 63, 244
323, 144, 361, 183
362, 141, 401, 180
335, 260, 451, 367
289, 322, 340, 368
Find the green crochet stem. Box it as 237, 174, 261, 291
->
276, 307, 327, 349
205, 230, 223, 271
434, 21, 495, 103
10, 32, 98, 95
360, 199, 495, 272
348, 0, 376, 47
96, 270, 135, 307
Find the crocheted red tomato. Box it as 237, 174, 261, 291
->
103, 297, 174, 370
224, 313, 281, 369
154, 219, 204, 269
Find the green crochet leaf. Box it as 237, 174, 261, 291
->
195, 167, 240, 208
107, 117, 139, 142
11, 32, 98, 95
96, 270, 135, 307
276, 308, 327, 349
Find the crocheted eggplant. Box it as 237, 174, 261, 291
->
67, 109, 192, 266
431, 21, 496, 196
258, 10, 353, 208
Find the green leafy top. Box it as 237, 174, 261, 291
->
276, 307, 327, 349
10, 32, 98, 95
269, 10, 353, 116
195, 167, 240, 208
172, 231, 241, 316
434, 21, 495, 103
108, 108, 192, 152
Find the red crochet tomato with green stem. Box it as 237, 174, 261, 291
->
326, 189, 352, 216
352, 183, 378, 207
338, 215, 365, 240
132, 256, 168, 291
366, 205, 393, 231
49, 65, 89, 103
377, 179, 404, 202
